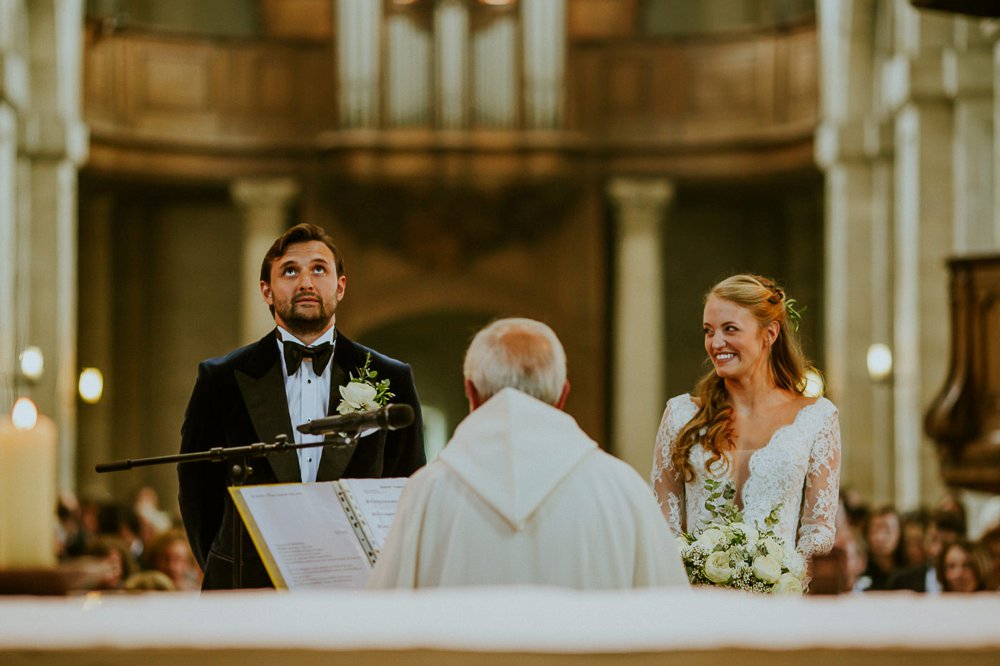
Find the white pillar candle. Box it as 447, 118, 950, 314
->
0, 399, 58, 568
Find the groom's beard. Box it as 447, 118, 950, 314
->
277, 294, 336, 336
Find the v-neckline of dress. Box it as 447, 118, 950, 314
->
682, 393, 825, 506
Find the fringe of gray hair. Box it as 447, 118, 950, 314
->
463, 318, 566, 405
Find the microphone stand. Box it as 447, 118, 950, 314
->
95, 433, 359, 589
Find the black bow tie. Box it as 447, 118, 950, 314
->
282, 340, 333, 376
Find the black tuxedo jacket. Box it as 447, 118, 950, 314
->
178, 329, 424, 589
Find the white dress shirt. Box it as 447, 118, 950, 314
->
275, 326, 335, 483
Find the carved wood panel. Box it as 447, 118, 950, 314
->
926, 255, 1000, 493
569, 25, 816, 146
84, 26, 336, 145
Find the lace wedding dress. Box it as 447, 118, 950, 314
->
651, 394, 841, 558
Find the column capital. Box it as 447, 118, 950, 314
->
816, 117, 894, 167
17, 114, 88, 164
230, 177, 301, 211
606, 177, 675, 212
0, 54, 29, 111
942, 49, 993, 97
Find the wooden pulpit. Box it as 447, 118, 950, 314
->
925, 254, 1000, 494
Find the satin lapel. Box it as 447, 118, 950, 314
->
316, 338, 358, 481
235, 341, 300, 483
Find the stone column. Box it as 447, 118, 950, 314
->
20, 0, 87, 491
231, 177, 300, 345
0, 14, 27, 411
947, 20, 995, 252
607, 177, 674, 475
887, 6, 955, 509
816, 0, 896, 504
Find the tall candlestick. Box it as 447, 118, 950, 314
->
0, 399, 58, 568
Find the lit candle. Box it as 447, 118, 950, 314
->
0, 398, 57, 568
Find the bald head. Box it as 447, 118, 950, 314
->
463, 318, 568, 407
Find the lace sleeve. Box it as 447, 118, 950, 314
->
651, 399, 686, 537
796, 405, 842, 558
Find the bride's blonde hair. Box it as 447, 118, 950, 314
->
671, 274, 809, 481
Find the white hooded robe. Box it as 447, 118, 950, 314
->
367, 388, 688, 589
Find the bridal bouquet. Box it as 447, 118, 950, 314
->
676, 479, 807, 594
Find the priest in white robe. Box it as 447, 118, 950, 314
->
367, 318, 688, 590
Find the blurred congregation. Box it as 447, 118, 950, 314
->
821, 489, 1000, 594
43, 480, 1000, 595
54, 486, 200, 592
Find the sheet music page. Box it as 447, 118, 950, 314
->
338, 478, 408, 553
231, 483, 372, 589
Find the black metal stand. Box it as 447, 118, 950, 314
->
95, 433, 358, 589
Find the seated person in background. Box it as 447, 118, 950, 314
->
836, 526, 870, 594
123, 570, 176, 592
83, 536, 136, 590
979, 525, 1000, 591
886, 510, 964, 593
900, 509, 929, 568
861, 505, 906, 590
937, 539, 993, 593
146, 530, 201, 591
368, 318, 688, 590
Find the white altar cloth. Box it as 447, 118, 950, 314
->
1, 587, 998, 664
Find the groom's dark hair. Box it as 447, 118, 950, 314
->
260, 223, 345, 284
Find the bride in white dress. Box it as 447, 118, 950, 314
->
651, 274, 841, 561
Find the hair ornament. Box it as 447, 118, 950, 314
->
785, 298, 804, 332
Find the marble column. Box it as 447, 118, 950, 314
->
947, 21, 995, 252
20, 0, 87, 491
0, 0, 29, 413
887, 2, 955, 509
230, 177, 300, 345
816, 0, 896, 503
607, 177, 674, 475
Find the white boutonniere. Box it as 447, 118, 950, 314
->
337, 352, 394, 414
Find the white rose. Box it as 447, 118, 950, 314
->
759, 538, 784, 564
695, 527, 726, 550
704, 551, 733, 584
772, 572, 804, 595
338, 382, 379, 413
752, 555, 782, 584
784, 551, 806, 579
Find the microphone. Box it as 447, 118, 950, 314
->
297, 403, 415, 436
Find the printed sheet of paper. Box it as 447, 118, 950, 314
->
230, 483, 372, 590
338, 477, 408, 553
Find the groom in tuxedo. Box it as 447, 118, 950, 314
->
178, 223, 424, 589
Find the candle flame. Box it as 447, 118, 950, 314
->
11, 397, 38, 430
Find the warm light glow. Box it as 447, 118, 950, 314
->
802, 369, 825, 398
78, 368, 104, 404
867, 343, 893, 382
478, 0, 516, 5
11, 397, 38, 430
19, 346, 44, 381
